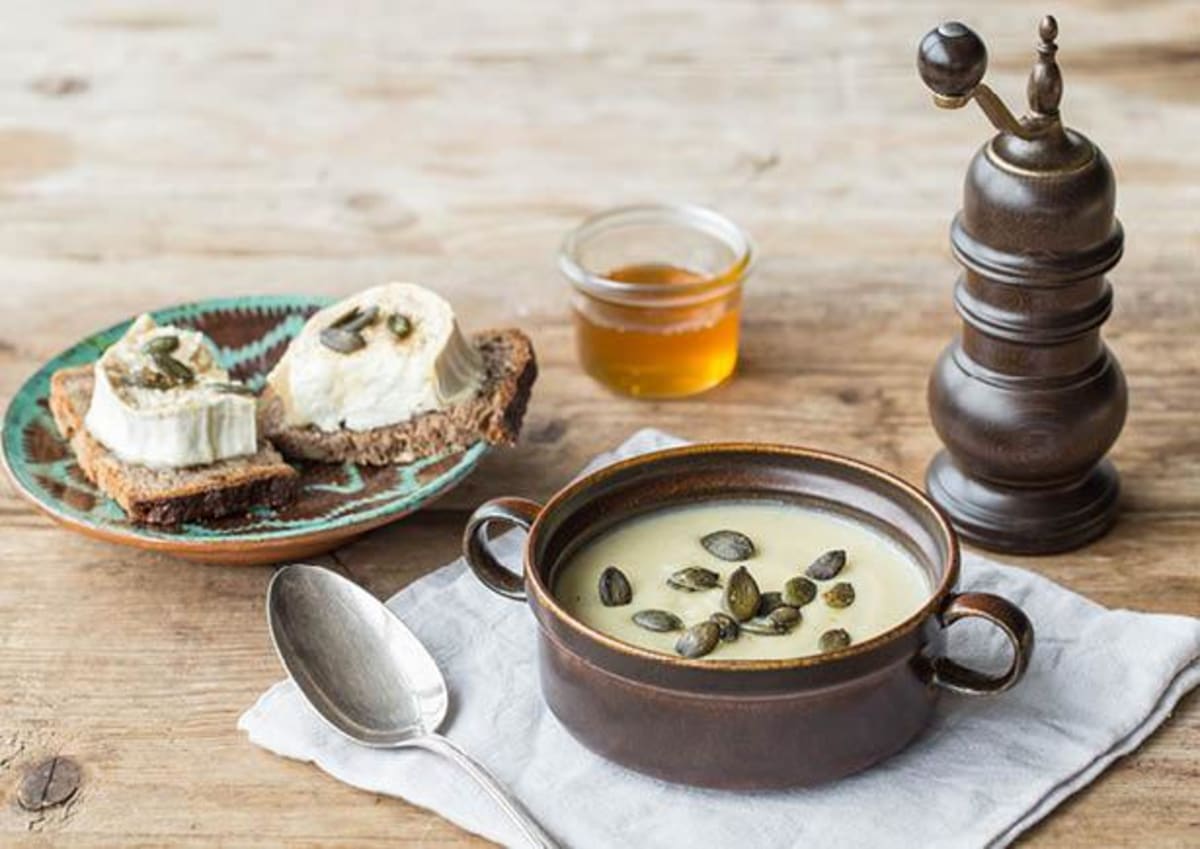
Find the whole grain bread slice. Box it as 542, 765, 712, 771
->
260, 328, 537, 465
50, 366, 299, 525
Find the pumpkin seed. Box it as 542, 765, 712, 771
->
740, 619, 777, 636
723, 565, 761, 622
819, 628, 852, 653
806, 549, 847, 581
192, 347, 215, 371
771, 605, 802, 630
742, 606, 801, 635
598, 566, 632, 607
388, 313, 414, 340
701, 529, 755, 561
141, 334, 179, 356
154, 353, 194, 384
709, 612, 740, 642
210, 381, 256, 397
339, 305, 379, 333
675, 621, 720, 659
128, 371, 167, 390
329, 306, 363, 328
666, 566, 720, 592
632, 609, 682, 633
783, 576, 818, 607
757, 591, 786, 616
823, 581, 855, 609
320, 326, 366, 354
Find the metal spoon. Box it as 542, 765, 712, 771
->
267, 564, 558, 849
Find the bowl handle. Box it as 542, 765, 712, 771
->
931, 592, 1034, 695
462, 497, 542, 601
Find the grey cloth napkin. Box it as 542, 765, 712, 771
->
239, 429, 1200, 849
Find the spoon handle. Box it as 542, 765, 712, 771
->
417, 733, 559, 849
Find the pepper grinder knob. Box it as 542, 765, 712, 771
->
917, 21, 988, 101
917, 19, 1041, 139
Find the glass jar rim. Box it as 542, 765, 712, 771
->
558, 202, 753, 302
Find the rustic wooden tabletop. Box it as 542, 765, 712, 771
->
1, 1, 1197, 846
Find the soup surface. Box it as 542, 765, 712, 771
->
554, 500, 931, 660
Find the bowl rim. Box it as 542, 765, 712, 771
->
523, 441, 961, 672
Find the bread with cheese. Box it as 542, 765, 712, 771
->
50, 366, 299, 525
259, 328, 536, 465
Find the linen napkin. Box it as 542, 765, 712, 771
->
240, 429, 1200, 849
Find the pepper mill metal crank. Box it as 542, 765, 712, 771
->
916, 16, 1127, 554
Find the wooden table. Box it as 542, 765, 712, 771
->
2, 1, 1196, 845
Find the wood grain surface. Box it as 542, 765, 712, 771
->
1, 1, 1197, 846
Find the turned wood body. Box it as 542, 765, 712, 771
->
918, 18, 1128, 553
930, 269, 1126, 488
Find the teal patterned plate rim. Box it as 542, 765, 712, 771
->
1, 294, 489, 561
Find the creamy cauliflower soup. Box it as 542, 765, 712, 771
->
554, 500, 931, 661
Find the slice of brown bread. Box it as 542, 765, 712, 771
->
260, 328, 537, 465
50, 366, 299, 525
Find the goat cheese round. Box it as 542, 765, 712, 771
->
265, 283, 484, 432
84, 315, 259, 468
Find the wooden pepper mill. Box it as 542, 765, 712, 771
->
916, 16, 1127, 554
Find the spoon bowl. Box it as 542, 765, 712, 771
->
267, 564, 446, 746
266, 564, 557, 849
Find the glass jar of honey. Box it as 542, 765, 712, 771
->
559, 204, 752, 398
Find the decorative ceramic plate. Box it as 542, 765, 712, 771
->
0, 295, 489, 565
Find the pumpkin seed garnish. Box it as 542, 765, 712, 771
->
757, 591, 786, 616
210, 381, 256, 397
771, 605, 802, 631
339, 305, 379, 333
388, 313, 413, 340
783, 576, 818, 607
141, 334, 179, 356
632, 609, 682, 633
723, 565, 761, 622
128, 369, 173, 390
666, 566, 721, 592
154, 353, 194, 384
675, 621, 721, 659
819, 628, 852, 653
709, 612, 740, 642
806, 549, 847, 581
598, 566, 633, 607
129, 374, 165, 390
329, 306, 363, 329
742, 605, 802, 635
701, 529, 755, 562
319, 326, 367, 354
740, 622, 775, 635
823, 581, 856, 608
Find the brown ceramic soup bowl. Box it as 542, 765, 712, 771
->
462, 443, 1033, 789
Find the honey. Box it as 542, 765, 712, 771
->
573, 263, 741, 397
559, 204, 751, 399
